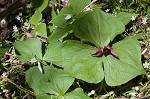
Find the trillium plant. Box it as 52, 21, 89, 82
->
14, 0, 146, 98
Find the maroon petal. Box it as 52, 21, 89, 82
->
92, 46, 119, 59
25, 32, 35, 38
107, 46, 119, 58
92, 47, 104, 57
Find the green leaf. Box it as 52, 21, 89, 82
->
31, 23, 47, 37
69, 0, 91, 14
36, 94, 52, 99
103, 37, 146, 86
31, 0, 48, 12
14, 38, 42, 62
26, 66, 44, 94
36, 94, 57, 99
50, 0, 90, 28
29, 11, 42, 25
50, 8, 73, 28
26, 66, 74, 96
116, 12, 137, 25
48, 25, 72, 42
30, 0, 48, 25
62, 88, 90, 99
43, 41, 104, 83
73, 7, 125, 47
0, 44, 10, 58
39, 66, 74, 96
43, 41, 63, 66
36, 88, 90, 99
62, 41, 104, 83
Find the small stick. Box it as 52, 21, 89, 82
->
142, 48, 147, 55
83, 0, 97, 11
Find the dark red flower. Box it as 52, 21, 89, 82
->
92, 46, 119, 59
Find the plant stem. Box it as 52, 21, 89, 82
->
99, 80, 104, 93
2, 76, 35, 96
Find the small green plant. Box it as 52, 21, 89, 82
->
13, 0, 146, 98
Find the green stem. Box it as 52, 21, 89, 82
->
2, 76, 35, 96
99, 80, 104, 93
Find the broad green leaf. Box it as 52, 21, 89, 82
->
43, 41, 63, 66
30, 0, 48, 25
116, 12, 137, 25
26, 66, 74, 96
51, 8, 73, 28
62, 88, 90, 99
51, 0, 90, 28
62, 41, 104, 83
73, 7, 125, 47
0, 44, 10, 58
36, 94, 51, 99
48, 25, 72, 42
36, 88, 90, 99
103, 37, 146, 86
26, 66, 44, 94
31, 23, 47, 37
14, 38, 42, 62
43, 41, 104, 83
31, 0, 48, 12
39, 66, 74, 96
69, 0, 91, 14
29, 11, 42, 25
36, 94, 57, 99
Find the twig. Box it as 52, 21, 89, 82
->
142, 48, 147, 55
